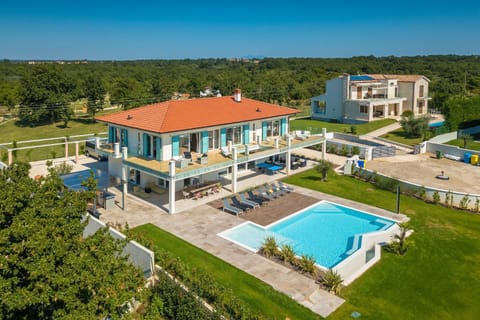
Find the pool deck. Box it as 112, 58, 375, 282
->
100, 183, 407, 318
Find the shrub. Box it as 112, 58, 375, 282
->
459, 194, 471, 210
297, 254, 317, 276
375, 175, 399, 192
322, 269, 343, 295
351, 146, 360, 155
260, 236, 279, 258
444, 191, 453, 208
475, 197, 480, 212
416, 187, 426, 200
432, 191, 440, 204
279, 244, 296, 265
326, 143, 337, 154
340, 145, 349, 156
350, 125, 357, 135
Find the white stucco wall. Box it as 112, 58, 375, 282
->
325, 77, 345, 121
398, 82, 414, 112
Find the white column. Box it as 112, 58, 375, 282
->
8, 149, 12, 165
168, 161, 176, 214
232, 148, 238, 194
121, 147, 128, 210
286, 135, 291, 175
322, 128, 327, 160
65, 139, 69, 160
383, 104, 388, 119
75, 142, 79, 163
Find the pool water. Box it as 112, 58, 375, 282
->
429, 121, 445, 128
219, 201, 395, 268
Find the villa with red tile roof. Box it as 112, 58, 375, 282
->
97, 90, 328, 213
311, 74, 431, 123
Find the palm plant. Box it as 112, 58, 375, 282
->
322, 269, 343, 295
260, 236, 279, 258
297, 254, 317, 276
395, 223, 410, 255
279, 244, 296, 265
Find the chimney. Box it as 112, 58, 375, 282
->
234, 88, 242, 102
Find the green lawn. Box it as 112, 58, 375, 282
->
131, 224, 321, 320
445, 139, 480, 151
283, 169, 480, 320
0, 116, 107, 144
380, 128, 424, 146
0, 113, 111, 162
290, 118, 397, 135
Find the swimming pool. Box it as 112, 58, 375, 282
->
219, 201, 396, 268
429, 120, 445, 128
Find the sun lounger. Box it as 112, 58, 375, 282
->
248, 190, 270, 203
232, 195, 257, 210
269, 184, 288, 196
277, 181, 294, 192
240, 193, 262, 207
252, 189, 274, 201
223, 199, 243, 216
261, 185, 281, 198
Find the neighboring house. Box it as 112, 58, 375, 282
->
311, 74, 431, 123
97, 89, 327, 214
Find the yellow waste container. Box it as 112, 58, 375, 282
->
471, 154, 478, 165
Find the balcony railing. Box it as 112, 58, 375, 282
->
122, 134, 326, 179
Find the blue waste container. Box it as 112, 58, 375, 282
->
464, 152, 472, 164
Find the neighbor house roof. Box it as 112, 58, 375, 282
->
97, 96, 298, 134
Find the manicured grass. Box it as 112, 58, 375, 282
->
445, 139, 480, 151
0, 116, 107, 144
290, 118, 396, 136
0, 113, 112, 162
131, 224, 321, 320
283, 169, 480, 320
380, 128, 424, 146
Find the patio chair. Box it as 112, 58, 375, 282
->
220, 146, 231, 157
241, 192, 265, 206
223, 199, 243, 216
239, 193, 261, 208
248, 190, 271, 203
183, 151, 192, 162
232, 195, 258, 210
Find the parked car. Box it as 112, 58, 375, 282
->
85, 138, 108, 161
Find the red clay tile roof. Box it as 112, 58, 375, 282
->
97, 96, 299, 133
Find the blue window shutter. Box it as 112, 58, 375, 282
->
122, 129, 128, 148
262, 121, 267, 140
143, 133, 148, 156
156, 137, 162, 160
172, 135, 179, 157
108, 127, 114, 143
201, 131, 209, 153
280, 118, 287, 136
220, 128, 227, 147
243, 124, 250, 144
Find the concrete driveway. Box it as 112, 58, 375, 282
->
366, 153, 480, 194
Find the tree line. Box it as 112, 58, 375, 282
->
1, 55, 479, 129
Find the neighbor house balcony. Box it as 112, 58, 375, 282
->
122, 133, 326, 180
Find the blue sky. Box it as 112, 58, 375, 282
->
1, 0, 479, 60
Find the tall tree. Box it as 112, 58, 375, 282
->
84, 74, 106, 121
18, 65, 77, 125
0, 162, 144, 319
399, 112, 429, 138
